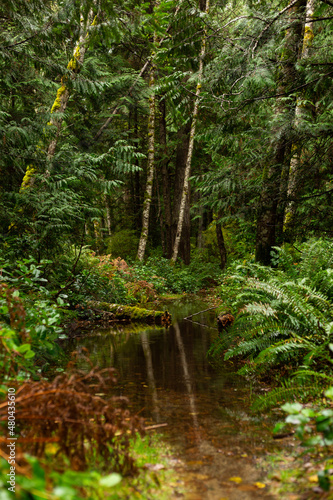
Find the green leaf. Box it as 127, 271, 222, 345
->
273, 422, 286, 434
318, 470, 330, 492
282, 402, 303, 414
99, 473, 122, 488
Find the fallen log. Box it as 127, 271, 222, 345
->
87, 301, 171, 326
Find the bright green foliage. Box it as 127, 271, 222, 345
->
0, 455, 122, 500
273, 386, 333, 492
131, 255, 220, 294
0, 258, 66, 378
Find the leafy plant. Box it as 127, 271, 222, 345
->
0, 455, 122, 500
210, 239, 333, 407
273, 386, 333, 492
0, 258, 66, 376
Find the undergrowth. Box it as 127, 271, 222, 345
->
209, 238, 333, 408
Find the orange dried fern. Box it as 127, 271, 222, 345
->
0, 353, 144, 474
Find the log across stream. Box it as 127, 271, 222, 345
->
66, 298, 285, 499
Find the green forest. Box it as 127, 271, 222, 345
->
1, 0, 333, 498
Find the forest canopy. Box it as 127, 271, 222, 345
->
0, 0, 332, 267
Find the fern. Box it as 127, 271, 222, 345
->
252, 378, 325, 411
210, 240, 333, 407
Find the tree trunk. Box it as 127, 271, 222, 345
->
159, 98, 173, 258
255, 0, 305, 264
20, 9, 96, 191
47, 9, 96, 164
216, 221, 227, 270
104, 194, 112, 236
284, 0, 315, 234
171, 124, 191, 264
137, 49, 156, 261
171, 0, 209, 262
134, 105, 142, 229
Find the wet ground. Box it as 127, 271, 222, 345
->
67, 299, 283, 499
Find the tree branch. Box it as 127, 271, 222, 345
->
252, 0, 301, 55
93, 0, 185, 143
2, 22, 52, 49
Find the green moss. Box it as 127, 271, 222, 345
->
87, 301, 170, 324
303, 26, 314, 47
50, 85, 66, 113
67, 45, 81, 71
20, 164, 35, 192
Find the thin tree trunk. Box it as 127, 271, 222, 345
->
20, 9, 96, 191
216, 221, 227, 270
133, 105, 142, 228
104, 194, 112, 236
47, 9, 96, 164
171, 0, 209, 262
137, 51, 156, 261
159, 97, 173, 258
93, 1, 184, 144
171, 124, 191, 262
284, 0, 315, 233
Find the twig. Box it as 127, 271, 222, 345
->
144, 423, 168, 430
184, 305, 217, 319
186, 319, 218, 330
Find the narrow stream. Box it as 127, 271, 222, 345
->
67, 299, 282, 499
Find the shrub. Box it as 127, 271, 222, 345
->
209, 238, 333, 407
106, 230, 140, 260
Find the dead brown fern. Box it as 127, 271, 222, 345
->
125, 280, 157, 303
0, 352, 144, 474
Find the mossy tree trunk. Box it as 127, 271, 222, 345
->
47, 9, 96, 165
284, 0, 315, 235
137, 45, 156, 261
171, 0, 209, 263
88, 301, 171, 325
20, 8, 97, 192
255, 0, 305, 265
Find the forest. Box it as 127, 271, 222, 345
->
1, 0, 333, 498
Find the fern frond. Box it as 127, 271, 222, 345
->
252, 379, 325, 411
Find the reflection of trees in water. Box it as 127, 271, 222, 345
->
174, 322, 200, 434
141, 331, 161, 423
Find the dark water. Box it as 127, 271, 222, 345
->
67, 299, 280, 499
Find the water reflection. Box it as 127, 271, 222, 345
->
174, 322, 200, 432
67, 300, 279, 499
140, 331, 160, 423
